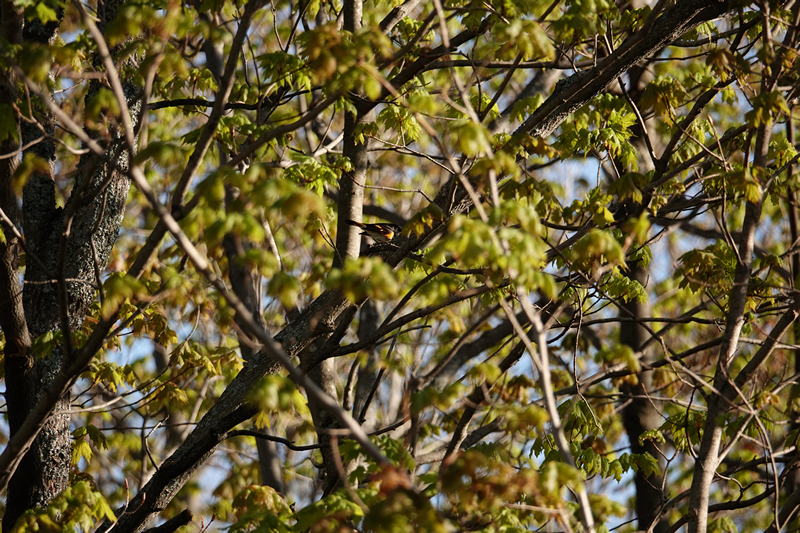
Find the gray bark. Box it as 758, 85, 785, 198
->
352, 300, 383, 424
2, 0, 137, 528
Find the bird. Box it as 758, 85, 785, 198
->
346, 220, 403, 242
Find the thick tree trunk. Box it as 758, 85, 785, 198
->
619, 265, 667, 533
617, 59, 668, 531
2, 0, 137, 528
0, 1, 37, 530
310, 0, 370, 495
353, 300, 383, 425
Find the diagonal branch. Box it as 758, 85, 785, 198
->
514, 0, 731, 140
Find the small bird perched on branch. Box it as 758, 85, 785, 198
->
346, 220, 403, 242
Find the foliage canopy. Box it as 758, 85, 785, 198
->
0, 0, 799, 532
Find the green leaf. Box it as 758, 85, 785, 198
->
325, 257, 399, 302
101, 273, 148, 320
267, 272, 301, 308
676, 241, 736, 294
595, 343, 640, 373
569, 229, 626, 272
745, 90, 790, 126
72, 439, 93, 465
0, 104, 19, 142
12, 480, 116, 533
33, 1, 58, 22
292, 490, 365, 530
640, 75, 688, 124
709, 517, 738, 533
249, 375, 307, 417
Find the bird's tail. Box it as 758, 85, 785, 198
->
346, 220, 366, 229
